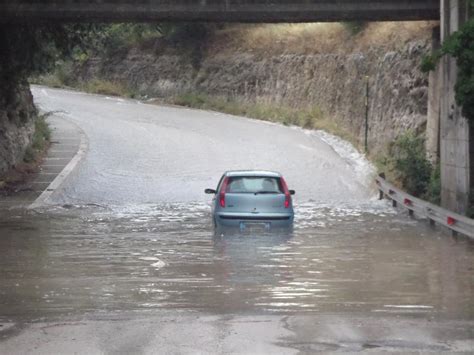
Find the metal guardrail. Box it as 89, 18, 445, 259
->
376, 174, 474, 239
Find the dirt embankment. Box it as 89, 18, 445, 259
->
74, 22, 436, 155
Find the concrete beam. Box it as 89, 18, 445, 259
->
0, 1, 440, 23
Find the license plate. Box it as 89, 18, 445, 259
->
240, 222, 270, 232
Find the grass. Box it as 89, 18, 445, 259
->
31, 73, 64, 88
31, 60, 75, 88
33, 71, 137, 98
31, 55, 137, 98
23, 113, 52, 163
209, 22, 436, 58
169, 92, 356, 146
78, 79, 135, 97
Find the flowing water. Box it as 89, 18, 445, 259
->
1, 202, 473, 323
0, 87, 473, 324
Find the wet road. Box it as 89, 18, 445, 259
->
31, 87, 373, 205
0, 87, 473, 353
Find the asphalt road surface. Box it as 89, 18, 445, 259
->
0, 86, 472, 354
31, 87, 375, 205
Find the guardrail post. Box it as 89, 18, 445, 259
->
427, 208, 435, 226
379, 190, 384, 200
403, 198, 414, 217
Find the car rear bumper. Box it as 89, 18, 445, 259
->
215, 212, 294, 228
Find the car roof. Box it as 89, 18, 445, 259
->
224, 170, 282, 178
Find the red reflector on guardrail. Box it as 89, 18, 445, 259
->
447, 217, 456, 226
404, 198, 412, 206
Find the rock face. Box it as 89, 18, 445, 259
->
76, 36, 430, 155
0, 82, 37, 174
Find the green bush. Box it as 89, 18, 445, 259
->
22, 147, 36, 164
79, 23, 212, 56
386, 131, 433, 198
31, 59, 77, 88
30, 72, 64, 88
425, 164, 441, 204
160, 23, 214, 43
55, 61, 75, 87
173, 92, 208, 107
1, 24, 98, 86
421, 0, 474, 126
99, 24, 162, 55
342, 21, 368, 35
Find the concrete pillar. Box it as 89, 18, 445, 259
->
426, 26, 441, 164
440, 0, 471, 214
471, 124, 474, 198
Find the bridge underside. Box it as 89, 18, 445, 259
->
1, 1, 440, 23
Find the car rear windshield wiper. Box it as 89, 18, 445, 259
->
254, 191, 279, 195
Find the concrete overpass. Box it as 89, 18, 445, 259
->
0, 0, 440, 23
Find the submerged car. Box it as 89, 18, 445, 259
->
205, 171, 295, 229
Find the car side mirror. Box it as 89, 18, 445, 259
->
289, 190, 296, 195
205, 188, 216, 194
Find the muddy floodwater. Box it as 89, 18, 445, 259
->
1, 87, 473, 330
1, 202, 473, 323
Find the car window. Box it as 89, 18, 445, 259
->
216, 174, 225, 192
226, 177, 283, 194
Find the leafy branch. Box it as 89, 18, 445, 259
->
422, 1, 474, 125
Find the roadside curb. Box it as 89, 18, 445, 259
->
29, 117, 88, 209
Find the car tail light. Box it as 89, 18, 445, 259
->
280, 177, 291, 208
219, 177, 229, 208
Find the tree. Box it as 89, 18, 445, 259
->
421, 1, 474, 125
0, 23, 98, 85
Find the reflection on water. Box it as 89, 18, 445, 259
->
0, 202, 473, 321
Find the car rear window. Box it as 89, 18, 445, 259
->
225, 176, 283, 194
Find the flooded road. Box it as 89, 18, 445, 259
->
1, 203, 473, 322
0, 87, 473, 353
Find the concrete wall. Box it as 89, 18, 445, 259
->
439, 0, 471, 214
0, 0, 440, 22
